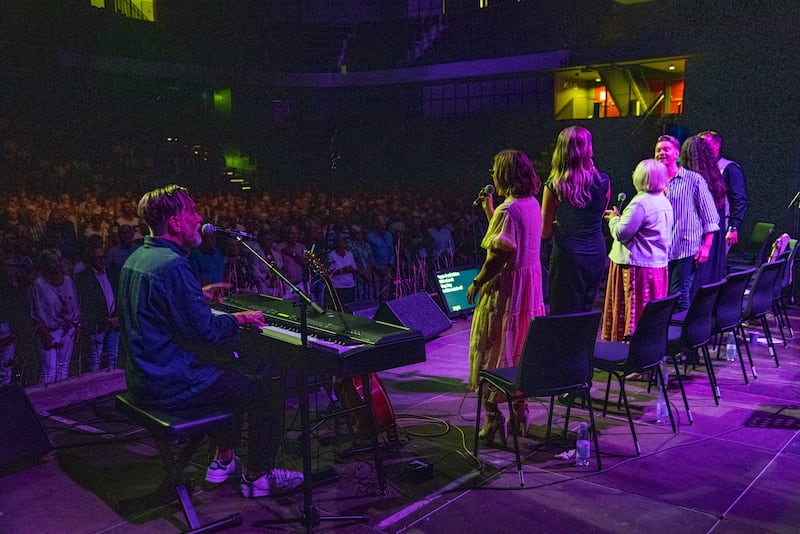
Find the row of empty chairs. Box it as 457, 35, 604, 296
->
473, 227, 797, 480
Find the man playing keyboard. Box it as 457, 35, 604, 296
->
118, 184, 303, 498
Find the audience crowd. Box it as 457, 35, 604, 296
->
0, 132, 490, 386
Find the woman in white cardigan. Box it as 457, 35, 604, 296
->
601, 159, 674, 341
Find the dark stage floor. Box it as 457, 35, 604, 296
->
2, 308, 800, 534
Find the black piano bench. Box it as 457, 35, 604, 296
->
115, 391, 243, 534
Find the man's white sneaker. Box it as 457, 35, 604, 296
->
205, 455, 240, 483
240, 468, 304, 498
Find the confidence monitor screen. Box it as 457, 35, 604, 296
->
434, 266, 480, 317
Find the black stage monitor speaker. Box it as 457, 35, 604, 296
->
374, 292, 452, 340
0, 383, 52, 469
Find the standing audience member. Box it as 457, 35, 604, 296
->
189, 231, 225, 286
250, 229, 286, 297
118, 184, 303, 498
75, 244, 119, 373
10, 223, 35, 284
698, 130, 748, 247
602, 159, 674, 341
367, 215, 395, 302
222, 238, 250, 294
326, 234, 357, 306
427, 213, 454, 271
542, 126, 610, 314
277, 223, 308, 290
30, 248, 81, 384
348, 225, 374, 302
655, 135, 720, 311
106, 224, 139, 289
467, 149, 545, 442
681, 136, 728, 293
39, 208, 80, 265
0, 256, 19, 384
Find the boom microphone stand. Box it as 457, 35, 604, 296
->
236, 238, 366, 530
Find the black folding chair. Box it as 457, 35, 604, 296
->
473, 311, 603, 486
593, 294, 679, 455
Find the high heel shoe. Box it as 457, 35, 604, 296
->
478, 412, 508, 447
509, 404, 530, 437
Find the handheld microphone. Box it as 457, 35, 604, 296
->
473, 184, 495, 206
201, 223, 255, 240
616, 192, 627, 211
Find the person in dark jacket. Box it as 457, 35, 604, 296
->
119, 184, 302, 498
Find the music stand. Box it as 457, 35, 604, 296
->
236, 238, 372, 530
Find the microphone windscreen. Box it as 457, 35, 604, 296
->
201, 223, 216, 235
617, 192, 626, 203
485, 184, 495, 194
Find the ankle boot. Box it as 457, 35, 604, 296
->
509, 402, 530, 437
479, 411, 507, 447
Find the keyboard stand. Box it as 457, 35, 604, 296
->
252, 292, 370, 532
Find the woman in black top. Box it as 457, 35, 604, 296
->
542, 126, 610, 315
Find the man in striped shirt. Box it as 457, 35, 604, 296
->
655, 135, 720, 311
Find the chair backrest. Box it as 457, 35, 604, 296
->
743, 259, 784, 317
768, 233, 791, 262
515, 311, 601, 396
747, 222, 777, 263
780, 240, 799, 291
625, 294, 679, 371
713, 268, 755, 332
682, 279, 725, 349
772, 250, 791, 299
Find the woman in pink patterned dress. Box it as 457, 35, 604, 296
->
467, 149, 546, 443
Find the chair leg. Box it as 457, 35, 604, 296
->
737, 324, 757, 379
546, 397, 556, 443
473, 382, 484, 462
563, 396, 573, 439
670, 357, 694, 425
700, 345, 720, 405
780, 297, 794, 337
760, 315, 780, 367
733, 330, 749, 385
614, 374, 639, 456
602, 372, 612, 418
773, 301, 787, 347
506, 398, 524, 487
656, 365, 676, 433
583, 387, 602, 471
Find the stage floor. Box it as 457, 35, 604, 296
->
3, 311, 800, 534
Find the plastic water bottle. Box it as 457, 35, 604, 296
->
656, 397, 668, 424
575, 422, 590, 466
726, 332, 737, 362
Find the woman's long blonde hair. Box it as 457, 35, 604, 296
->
547, 126, 596, 208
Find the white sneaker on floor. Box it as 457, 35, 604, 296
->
240, 468, 304, 498
205, 455, 240, 483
